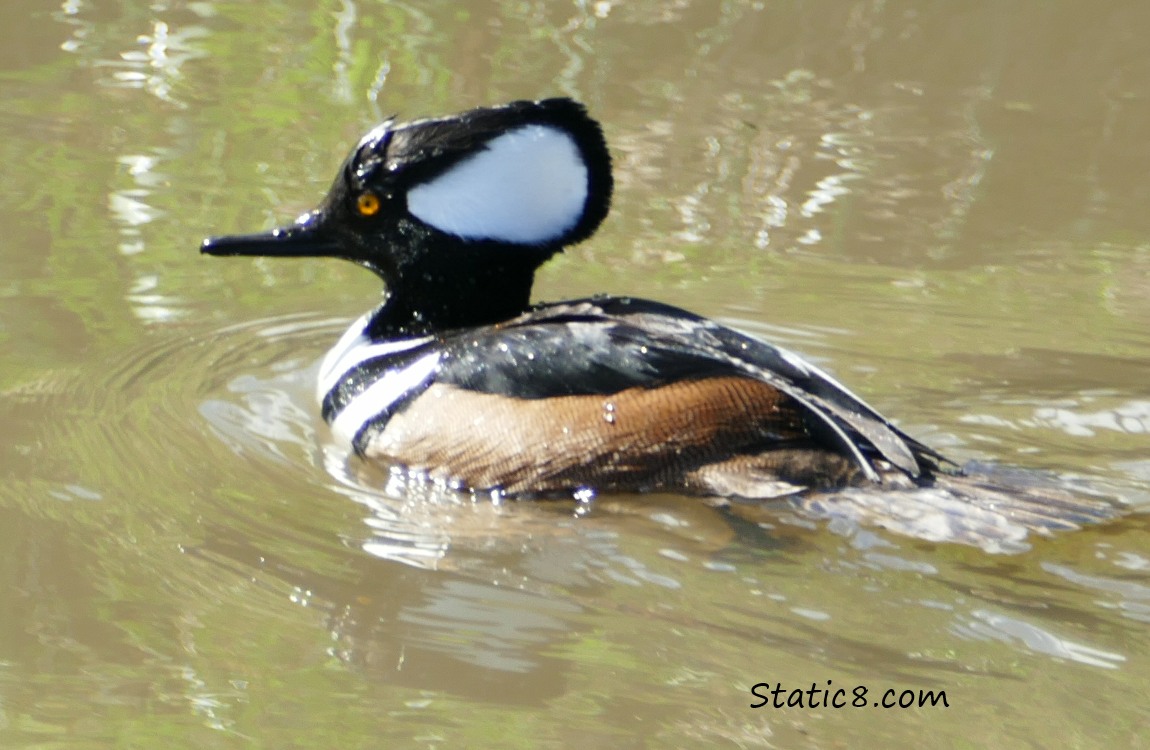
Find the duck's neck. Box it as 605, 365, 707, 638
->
364, 255, 540, 339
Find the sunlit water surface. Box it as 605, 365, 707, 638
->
2, 2, 1149, 747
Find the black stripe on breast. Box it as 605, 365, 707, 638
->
349, 379, 434, 456
321, 345, 438, 423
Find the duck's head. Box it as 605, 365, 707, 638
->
202, 98, 613, 332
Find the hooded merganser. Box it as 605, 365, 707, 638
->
199, 99, 1105, 522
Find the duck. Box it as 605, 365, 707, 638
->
200, 97, 1112, 528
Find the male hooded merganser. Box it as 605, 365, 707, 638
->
200, 98, 1109, 524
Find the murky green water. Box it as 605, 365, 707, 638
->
2, 1, 1149, 747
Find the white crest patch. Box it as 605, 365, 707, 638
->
330, 351, 441, 444
407, 124, 589, 244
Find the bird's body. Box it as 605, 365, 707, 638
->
313, 294, 940, 498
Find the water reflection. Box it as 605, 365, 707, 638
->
190, 525, 579, 703
1044, 559, 1150, 625
956, 609, 1125, 669
94, 17, 209, 106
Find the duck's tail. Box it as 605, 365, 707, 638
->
790, 461, 1120, 552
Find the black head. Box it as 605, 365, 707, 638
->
202, 98, 613, 333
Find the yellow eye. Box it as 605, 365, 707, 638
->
356, 191, 381, 217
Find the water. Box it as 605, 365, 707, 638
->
2, 1, 1148, 747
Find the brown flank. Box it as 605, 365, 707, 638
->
362, 375, 868, 496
